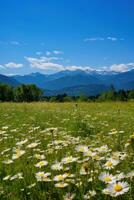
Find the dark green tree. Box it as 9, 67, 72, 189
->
14, 84, 43, 102
128, 90, 134, 100
117, 90, 127, 101
0, 84, 14, 101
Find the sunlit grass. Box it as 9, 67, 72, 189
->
0, 102, 134, 199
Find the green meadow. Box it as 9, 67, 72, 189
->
0, 102, 134, 200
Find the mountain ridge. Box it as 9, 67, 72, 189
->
0, 69, 134, 96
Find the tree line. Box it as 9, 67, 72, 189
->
0, 83, 134, 102
0, 84, 43, 102
44, 89, 134, 102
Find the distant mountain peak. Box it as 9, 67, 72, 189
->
0, 68, 134, 96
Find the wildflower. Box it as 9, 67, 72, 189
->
116, 172, 125, 180
75, 145, 88, 153
55, 182, 68, 188
112, 151, 127, 160
34, 154, 45, 160
84, 150, 97, 158
27, 183, 36, 189
99, 172, 116, 184
1, 148, 11, 155
10, 173, 23, 180
27, 142, 40, 149
63, 193, 75, 200
16, 139, 28, 146
2, 126, 8, 130
104, 158, 119, 169
83, 190, 96, 199
97, 145, 109, 153
3, 175, 11, 181
35, 160, 48, 168
106, 181, 129, 197
51, 162, 63, 171
102, 188, 110, 195
126, 171, 134, 179
12, 148, 25, 160
2, 159, 13, 164
35, 172, 51, 182
61, 156, 78, 164
76, 181, 82, 187
53, 173, 69, 181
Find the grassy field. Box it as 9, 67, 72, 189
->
0, 102, 134, 200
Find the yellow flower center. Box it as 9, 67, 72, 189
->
104, 177, 112, 182
58, 175, 64, 181
39, 173, 44, 177
39, 161, 44, 166
106, 161, 113, 167
80, 148, 84, 152
67, 158, 72, 162
114, 184, 123, 192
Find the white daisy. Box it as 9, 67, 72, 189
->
99, 172, 116, 184
61, 156, 78, 164
53, 173, 69, 182
51, 162, 63, 171
35, 172, 51, 182
63, 192, 75, 200
35, 160, 48, 168
75, 145, 88, 153
12, 149, 25, 160
104, 158, 119, 169
55, 182, 68, 188
106, 181, 129, 197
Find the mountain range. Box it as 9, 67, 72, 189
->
0, 69, 134, 96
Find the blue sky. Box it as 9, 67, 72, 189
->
0, 0, 134, 75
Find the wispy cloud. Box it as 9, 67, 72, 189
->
46, 51, 51, 56
107, 37, 117, 41
5, 62, 23, 68
53, 50, 64, 55
0, 64, 5, 69
36, 52, 43, 55
67, 63, 134, 73
84, 36, 124, 42
84, 37, 104, 42
45, 50, 64, 56
25, 56, 64, 71
10, 41, 21, 45
25, 53, 134, 73
109, 63, 134, 72
0, 40, 27, 46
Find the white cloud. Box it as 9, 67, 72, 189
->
25, 56, 64, 71
84, 37, 104, 42
46, 51, 51, 56
84, 36, 124, 42
25, 53, 134, 74
109, 63, 134, 72
0, 64, 5, 69
5, 62, 23, 68
36, 51, 42, 55
65, 65, 95, 72
0, 40, 27, 46
107, 37, 117, 41
53, 50, 64, 55
67, 63, 134, 73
